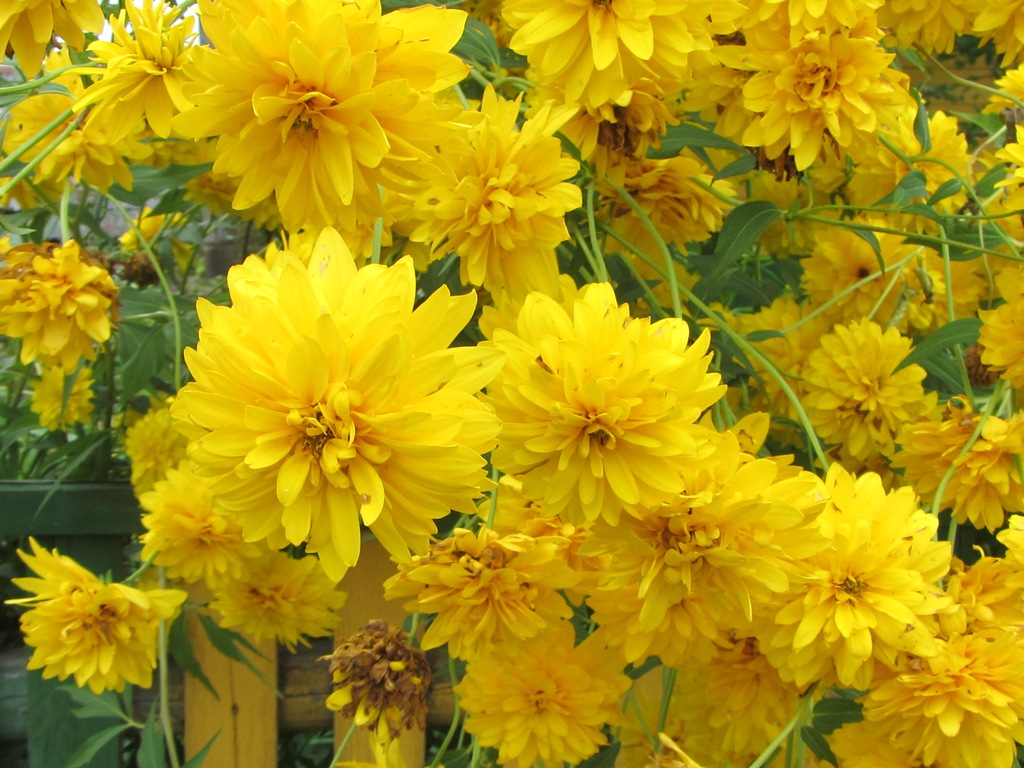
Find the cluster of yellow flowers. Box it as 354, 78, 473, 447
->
4, 0, 1024, 767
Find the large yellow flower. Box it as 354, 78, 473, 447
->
980, 264, 1024, 387
209, 550, 347, 651
74, 0, 196, 142
802, 319, 937, 462
502, 0, 741, 108
6, 538, 186, 694
139, 461, 264, 587
483, 281, 725, 525
384, 526, 577, 660
174, 0, 468, 233
411, 87, 581, 298
757, 464, 951, 689
740, 25, 913, 171
0, 0, 103, 75
456, 622, 630, 767
0, 241, 119, 371
864, 631, 1024, 768
171, 229, 502, 581
30, 365, 94, 431
892, 398, 1024, 532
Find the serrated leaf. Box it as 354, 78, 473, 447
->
181, 732, 220, 768
58, 685, 127, 722
137, 700, 165, 768
169, 611, 218, 700
800, 725, 838, 767
713, 153, 757, 181
812, 697, 864, 735
648, 123, 745, 158
896, 318, 982, 372
62, 724, 131, 768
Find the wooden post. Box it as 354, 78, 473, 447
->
333, 537, 425, 767
183, 596, 278, 768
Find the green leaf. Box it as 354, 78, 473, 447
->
713, 153, 757, 181
811, 697, 864, 735
897, 318, 982, 372
61, 724, 131, 768
169, 611, 218, 700
714, 200, 782, 262
800, 725, 838, 767
928, 178, 963, 205
181, 732, 220, 768
453, 16, 501, 69
874, 170, 928, 206
975, 163, 1009, 198
58, 685, 127, 722
954, 111, 1005, 137
108, 163, 212, 206
577, 742, 621, 768
648, 123, 745, 158
137, 700, 165, 768
626, 656, 662, 679
117, 320, 170, 406
912, 89, 932, 153
849, 227, 883, 273
746, 329, 785, 342
196, 612, 279, 695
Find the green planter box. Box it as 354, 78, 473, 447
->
1, 481, 144, 768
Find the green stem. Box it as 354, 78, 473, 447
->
655, 666, 677, 745
329, 722, 358, 767
913, 45, 1024, 109
585, 180, 608, 282
59, 180, 73, 244
624, 689, 659, 752
430, 656, 464, 768
0, 63, 101, 95
109, 198, 184, 390
747, 685, 816, 768
158, 567, 182, 768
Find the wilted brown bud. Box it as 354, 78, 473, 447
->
965, 344, 999, 388
322, 620, 431, 740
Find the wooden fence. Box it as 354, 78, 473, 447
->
0, 483, 450, 768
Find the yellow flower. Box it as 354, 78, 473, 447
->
602, 153, 733, 256
411, 87, 581, 298
0, 0, 103, 75
123, 400, 189, 495
74, 0, 197, 142
174, 0, 468, 233
171, 229, 502, 581
802, 319, 937, 462
980, 264, 1024, 387
1, 50, 142, 192
30, 365, 94, 431
744, 0, 883, 36
829, 717, 927, 768
209, 550, 347, 652
502, 0, 737, 108
181, 140, 283, 233
139, 461, 264, 587
965, 0, 1024, 64
483, 281, 725, 525
384, 526, 577, 661
892, 398, 1024, 532
0, 240, 119, 371
758, 464, 951, 689
864, 631, 1024, 768
456, 622, 630, 767
878, 0, 970, 54
324, 620, 431, 742
6, 538, 186, 694
741, 25, 913, 171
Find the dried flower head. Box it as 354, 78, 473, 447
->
324, 620, 432, 741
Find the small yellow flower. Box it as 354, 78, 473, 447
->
209, 551, 347, 652
30, 365, 94, 431
0, 0, 103, 75
74, 0, 197, 141
384, 526, 577, 660
892, 398, 1024, 532
979, 264, 1024, 387
123, 401, 189, 495
6, 538, 186, 694
878, 0, 970, 54
802, 319, 937, 462
0, 240, 119, 371
139, 461, 263, 587
456, 622, 630, 767
965, 0, 1024, 64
